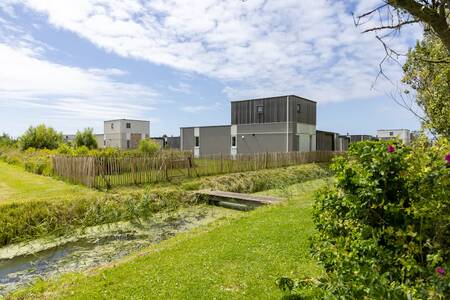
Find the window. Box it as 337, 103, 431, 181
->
195, 136, 200, 147
126, 122, 131, 129
389, 131, 394, 136
127, 140, 130, 149
111, 123, 114, 130
231, 136, 236, 147
297, 104, 301, 113
256, 105, 264, 114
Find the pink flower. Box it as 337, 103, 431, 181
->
445, 154, 450, 164
387, 145, 395, 153
436, 267, 445, 276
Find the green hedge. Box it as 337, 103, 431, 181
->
279, 139, 450, 299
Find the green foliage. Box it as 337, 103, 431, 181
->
74, 145, 89, 156
74, 127, 98, 149
0, 132, 16, 147
19, 124, 63, 150
403, 34, 450, 137
200, 163, 330, 193
0, 186, 196, 246
56, 143, 74, 155
138, 138, 160, 156
280, 140, 450, 299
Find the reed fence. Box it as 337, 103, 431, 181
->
52, 151, 340, 188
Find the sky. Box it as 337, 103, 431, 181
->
0, 0, 423, 137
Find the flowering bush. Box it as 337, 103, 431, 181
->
279, 139, 450, 299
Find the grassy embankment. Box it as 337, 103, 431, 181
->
0, 160, 329, 246
9, 178, 327, 300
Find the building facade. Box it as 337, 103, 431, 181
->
377, 129, 411, 145
181, 95, 318, 157
104, 119, 150, 150
316, 130, 350, 151
349, 135, 377, 143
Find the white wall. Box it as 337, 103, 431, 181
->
377, 129, 410, 145
104, 120, 150, 149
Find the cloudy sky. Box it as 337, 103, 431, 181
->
0, 0, 422, 137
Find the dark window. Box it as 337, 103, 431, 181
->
127, 140, 130, 149
111, 123, 114, 130
297, 104, 301, 113
231, 136, 236, 147
195, 136, 200, 147
103, 140, 106, 146
389, 131, 394, 136
256, 105, 264, 114
126, 122, 131, 129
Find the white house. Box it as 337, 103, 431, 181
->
104, 119, 150, 150
377, 129, 411, 145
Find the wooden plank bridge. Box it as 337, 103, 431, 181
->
196, 190, 281, 211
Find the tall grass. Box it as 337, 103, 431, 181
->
0, 163, 329, 247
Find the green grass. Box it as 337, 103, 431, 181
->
0, 161, 100, 205
9, 179, 327, 300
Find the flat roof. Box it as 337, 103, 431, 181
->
180, 124, 230, 129
377, 129, 410, 132
231, 95, 316, 104
104, 119, 150, 123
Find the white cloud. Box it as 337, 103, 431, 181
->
3, 0, 421, 104
168, 82, 192, 94
181, 102, 222, 113
0, 17, 158, 122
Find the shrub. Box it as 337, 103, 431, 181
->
279, 140, 450, 299
23, 149, 54, 176
74, 145, 89, 156
74, 128, 98, 149
19, 124, 62, 150
56, 143, 74, 155
0, 133, 16, 147
139, 138, 160, 156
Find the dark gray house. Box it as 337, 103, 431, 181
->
316, 130, 350, 151
181, 95, 317, 157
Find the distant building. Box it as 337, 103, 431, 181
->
152, 135, 180, 149
63, 134, 75, 144
349, 135, 377, 143
181, 95, 318, 157
316, 130, 350, 151
377, 129, 411, 145
94, 134, 105, 149
104, 119, 150, 150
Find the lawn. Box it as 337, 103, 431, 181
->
0, 161, 101, 205
10, 178, 327, 300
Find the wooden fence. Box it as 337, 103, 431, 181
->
52, 151, 340, 188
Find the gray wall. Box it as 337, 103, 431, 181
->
181, 126, 230, 156
236, 122, 296, 153
181, 127, 195, 151
231, 95, 316, 125
199, 126, 230, 156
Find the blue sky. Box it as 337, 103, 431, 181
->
0, 0, 423, 137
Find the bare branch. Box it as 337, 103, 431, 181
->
361, 19, 420, 33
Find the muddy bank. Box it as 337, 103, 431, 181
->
0, 205, 237, 296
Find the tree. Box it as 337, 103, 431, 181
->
74, 128, 98, 150
0, 133, 16, 147
356, 1, 450, 52
402, 34, 450, 137
138, 139, 160, 156
19, 124, 63, 150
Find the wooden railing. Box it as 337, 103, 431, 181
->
52, 151, 340, 188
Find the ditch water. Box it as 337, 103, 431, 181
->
0, 205, 235, 296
